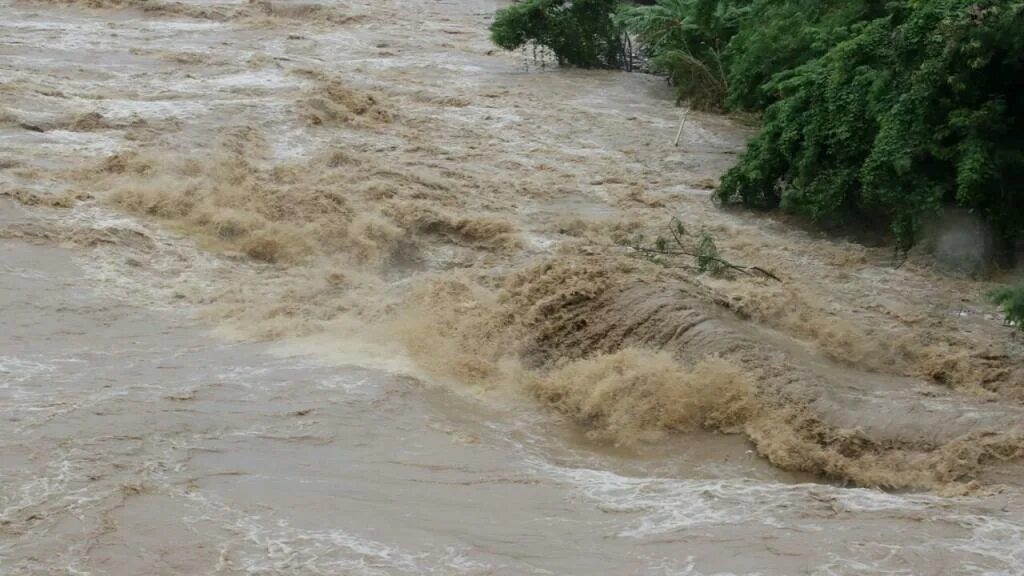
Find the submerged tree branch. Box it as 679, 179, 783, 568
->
629, 217, 783, 282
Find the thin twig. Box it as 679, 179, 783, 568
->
669, 216, 687, 248
630, 245, 782, 282
892, 246, 908, 270
673, 111, 688, 147
749, 266, 783, 282
629, 217, 783, 282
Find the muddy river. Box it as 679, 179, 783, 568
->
2, 0, 1023, 574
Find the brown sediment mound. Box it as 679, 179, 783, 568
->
34, 0, 238, 20
382, 200, 521, 251
2, 188, 92, 209
98, 147, 349, 263
396, 255, 1024, 489
745, 409, 1024, 490
79, 134, 518, 265
0, 216, 153, 251
67, 111, 107, 132
25, 0, 363, 23
432, 96, 472, 108
98, 151, 153, 175
700, 254, 1024, 397
62, 226, 155, 250
0, 108, 18, 126
0, 108, 52, 133
706, 279, 891, 369
902, 335, 1013, 401
163, 52, 212, 66
532, 350, 757, 444
301, 79, 392, 127
247, 0, 364, 24
0, 110, 108, 133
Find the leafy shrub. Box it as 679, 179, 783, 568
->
617, 0, 749, 108
990, 284, 1024, 329
717, 0, 1024, 250
490, 0, 626, 68
490, 0, 1024, 255
721, 0, 884, 110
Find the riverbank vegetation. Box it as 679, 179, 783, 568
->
490, 0, 1023, 258
991, 284, 1024, 329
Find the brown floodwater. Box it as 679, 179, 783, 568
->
2, 0, 1023, 574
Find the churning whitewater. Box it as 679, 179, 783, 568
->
2, 0, 1023, 574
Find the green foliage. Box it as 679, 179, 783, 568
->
490, 0, 1024, 253
721, 0, 884, 110
490, 0, 626, 68
717, 0, 1024, 250
617, 0, 749, 108
695, 229, 725, 274
989, 284, 1024, 329
628, 217, 780, 280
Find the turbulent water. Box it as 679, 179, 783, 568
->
2, 0, 1024, 574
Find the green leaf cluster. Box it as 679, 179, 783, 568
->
616, 0, 749, 108
490, 0, 627, 68
717, 0, 1024, 250
489, 0, 1024, 252
990, 284, 1024, 329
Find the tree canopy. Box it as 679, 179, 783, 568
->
490, 0, 1024, 254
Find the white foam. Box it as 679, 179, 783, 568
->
945, 514, 1024, 575
514, 441, 1024, 574
180, 489, 492, 575
0, 356, 56, 388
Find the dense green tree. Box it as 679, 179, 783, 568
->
718, 0, 1024, 250
616, 0, 749, 108
490, 0, 626, 68
490, 0, 1024, 255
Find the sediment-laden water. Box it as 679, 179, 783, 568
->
2, 0, 1023, 573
